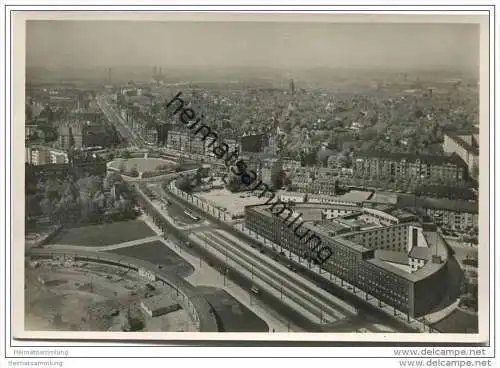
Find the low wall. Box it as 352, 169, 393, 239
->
169, 181, 232, 222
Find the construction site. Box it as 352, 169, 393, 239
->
25, 258, 197, 332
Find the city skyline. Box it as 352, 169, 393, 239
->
20, 13, 485, 342
27, 21, 479, 73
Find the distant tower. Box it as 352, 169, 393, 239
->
159, 66, 162, 77
107, 68, 112, 84
153, 65, 157, 78
289, 79, 295, 95
428, 88, 433, 97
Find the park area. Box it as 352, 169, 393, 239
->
50, 220, 155, 247
196, 189, 268, 216
109, 241, 195, 279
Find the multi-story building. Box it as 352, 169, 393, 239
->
25, 146, 33, 164
397, 194, 478, 231
50, 149, 69, 164
359, 204, 417, 226
443, 129, 479, 179
190, 138, 206, 155
353, 151, 468, 183
327, 155, 339, 168
245, 202, 450, 318
27, 146, 69, 165
278, 191, 306, 203
291, 167, 315, 192
261, 157, 282, 185
25, 124, 39, 139
57, 123, 81, 149
241, 154, 263, 181
166, 130, 190, 152
31, 147, 50, 166
165, 129, 207, 155
144, 127, 158, 145
309, 168, 338, 195
57, 121, 108, 149
282, 157, 301, 171
225, 139, 240, 156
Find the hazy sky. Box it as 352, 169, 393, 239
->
26, 21, 479, 72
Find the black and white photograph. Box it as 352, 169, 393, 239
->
13, 10, 490, 345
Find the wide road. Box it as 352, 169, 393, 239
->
146, 182, 200, 225
190, 229, 357, 324
165, 181, 419, 333
96, 95, 146, 148
142, 183, 358, 325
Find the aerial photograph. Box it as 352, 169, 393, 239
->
23, 17, 480, 335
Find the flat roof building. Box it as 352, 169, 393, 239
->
245, 201, 451, 318
140, 295, 180, 318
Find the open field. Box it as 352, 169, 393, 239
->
108, 158, 175, 172
109, 241, 195, 279
25, 261, 196, 332
196, 189, 267, 215
50, 220, 155, 247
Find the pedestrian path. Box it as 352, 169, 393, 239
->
45, 235, 161, 252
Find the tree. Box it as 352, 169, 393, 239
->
80, 197, 98, 223
77, 175, 102, 200
177, 176, 195, 192
156, 163, 171, 171
25, 194, 41, 219
44, 178, 62, 203
226, 175, 243, 193
39, 105, 54, 123
129, 166, 139, 178
39, 197, 53, 218
471, 164, 479, 179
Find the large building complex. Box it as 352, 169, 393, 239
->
245, 201, 452, 318
25, 146, 69, 166
57, 121, 108, 149
353, 151, 468, 183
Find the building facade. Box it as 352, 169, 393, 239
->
353, 151, 468, 184
245, 203, 450, 318
31, 147, 50, 166
443, 130, 479, 179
